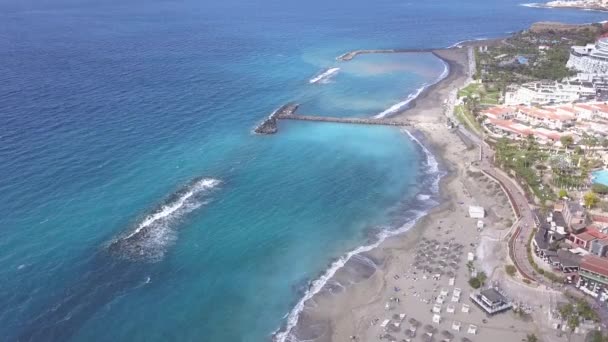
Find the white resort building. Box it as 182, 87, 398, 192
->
504, 80, 595, 106
567, 37, 608, 74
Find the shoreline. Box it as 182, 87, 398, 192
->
274, 38, 560, 341
273, 46, 475, 341
522, 2, 608, 12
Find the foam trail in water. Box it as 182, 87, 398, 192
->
309, 67, 340, 84
374, 58, 449, 119
108, 177, 221, 262
273, 130, 442, 342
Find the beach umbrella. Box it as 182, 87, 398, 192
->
425, 266, 434, 273
421, 334, 434, 342
405, 329, 416, 338
461, 338, 472, 342
434, 267, 443, 273
446, 271, 455, 277
409, 318, 420, 326
393, 314, 402, 320
439, 261, 447, 267
424, 324, 437, 333
441, 330, 454, 340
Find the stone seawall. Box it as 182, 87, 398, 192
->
254, 104, 299, 134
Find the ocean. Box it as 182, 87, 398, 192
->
0, 0, 606, 341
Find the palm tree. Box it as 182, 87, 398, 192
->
525, 334, 538, 342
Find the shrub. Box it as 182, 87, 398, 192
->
469, 277, 481, 289
592, 183, 608, 195
506, 265, 517, 276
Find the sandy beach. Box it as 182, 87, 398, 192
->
280, 46, 573, 342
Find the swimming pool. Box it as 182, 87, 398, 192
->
592, 169, 608, 186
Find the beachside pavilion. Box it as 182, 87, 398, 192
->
469, 288, 512, 315
578, 255, 608, 301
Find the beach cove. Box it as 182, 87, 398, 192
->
1, 0, 608, 341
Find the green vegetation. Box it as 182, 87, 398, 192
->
476, 24, 605, 89
586, 330, 608, 342
495, 137, 553, 202
468, 271, 487, 289
458, 83, 501, 105
558, 189, 569, 199
559, 299, 599, 332
505, 264, 517, 277
584, 192, 600, 209
592, 183, 608, 195
561, 135, 574, 149
525, 334, 538, 342
455, 104, 483, 135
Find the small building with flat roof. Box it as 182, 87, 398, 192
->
469, 288, 512, 315
469, 206, 485, 219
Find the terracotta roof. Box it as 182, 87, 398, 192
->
586, 227, 607, 239
581, 255, 608, 277
518, 106, 575, 122
592, 215, 608, 223
575, 104, 597, 111
592, 103, 608, 113
574, 232, 598, 242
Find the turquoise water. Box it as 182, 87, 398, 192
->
1, 0, 607, 341
593, 170, 608, 186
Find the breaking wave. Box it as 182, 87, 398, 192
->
446, 37, 489, 49
273, 130, 443, 342
374, 58, 449, 118
309, 67, 340, 84
519, 3, 546, 8
107, 177, 221, 262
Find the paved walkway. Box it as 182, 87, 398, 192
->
457, 126, 540, 283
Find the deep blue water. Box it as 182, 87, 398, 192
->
1, 0, 606, 341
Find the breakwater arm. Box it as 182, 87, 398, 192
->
278, 113, 410, 127
336, 48, 437, 61
254, 104, 299, 134
254, 103, 410, 134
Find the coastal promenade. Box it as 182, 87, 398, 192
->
457, 126, 539, 282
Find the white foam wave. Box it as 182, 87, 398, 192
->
274, 131, 442, 342
309, 67, 340, 84
374, 58, 449, 119
109, 178, 221, 261
520, 2, 549, 8
374, 86, 427, 118
273, 211, 427, 342
446, 37, 489, 49
417, 194, 431, 201
124, 178, 220, 240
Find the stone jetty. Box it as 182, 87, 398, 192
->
255, 103, 410, 134
336, 48, 436, 61
278, 113, 409, 127
254, 103, 299, 134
